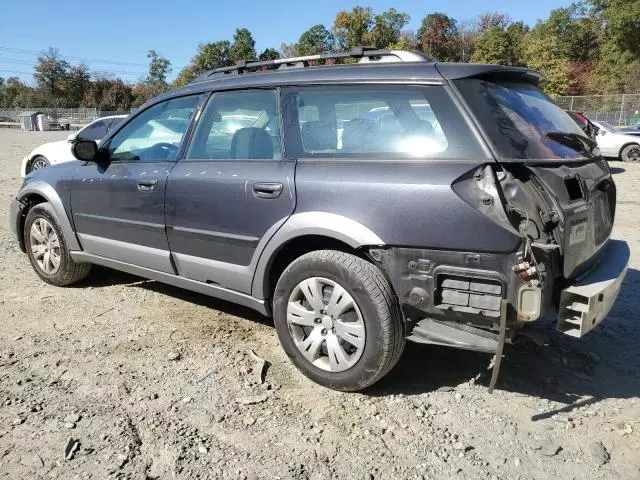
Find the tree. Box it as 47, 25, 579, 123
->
83, 75, 133, 110
33, 47, 70, 96
259, 48, 280, 61
295, 24, 334, 56
370, 8, 410, 48
230, 28, 256, 62
593, 0, 640, 93
472, 21, 527, 66
280, 43, 296, 58
523, 28, 571, 95
417, 13, 461, 61
62, 64, 91, 107
388, 31, 417, 50
477, 12, 511, 32
333, 6, 374, 50
146, 50, 171, 85
0, 77, 31, 107
192, 40, 232, 71
173, 66, 198, 87
102, 79, 133, 111
472, 26, 516, 65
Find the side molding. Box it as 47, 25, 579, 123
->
250, 211, 385, 299
70, 251, 269, 316
17, 181, 81, 251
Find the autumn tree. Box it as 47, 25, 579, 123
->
417, 13, 461, 61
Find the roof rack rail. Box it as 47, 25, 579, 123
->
191, 47, 430, 83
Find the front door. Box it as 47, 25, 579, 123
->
71, 94, 203, 273
165, 89, 296, 293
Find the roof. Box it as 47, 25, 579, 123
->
18, 111, 43, 116
151, 60, 545, 106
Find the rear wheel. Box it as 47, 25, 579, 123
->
620, 144, 640, 163
29, 155, 50, 173
273, 250, 405, 391
24, 202, 91, 285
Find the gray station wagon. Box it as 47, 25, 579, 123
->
10, 48, 629, 391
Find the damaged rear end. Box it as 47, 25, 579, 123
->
374, 67, 629, 360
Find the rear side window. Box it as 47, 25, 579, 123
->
283, 85, 485, 159
186, 89, 282, 160
456, 79, 597, 160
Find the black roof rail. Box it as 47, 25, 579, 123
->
190, 47, 430, 84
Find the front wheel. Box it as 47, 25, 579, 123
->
273, 250, 405, 391
29, 155, 50, 173
620, 144, 640, 163
24, 202, 91, 285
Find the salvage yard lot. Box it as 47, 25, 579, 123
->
1, 129, 639, 479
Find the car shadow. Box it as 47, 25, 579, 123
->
78, 266, 270, 325
609, 166, 626, 174
366, 268, 640, 416
79, 266, 640, 410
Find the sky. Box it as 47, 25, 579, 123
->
0, 0, 573, 85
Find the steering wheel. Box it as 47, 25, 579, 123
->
146, 142, 179, 159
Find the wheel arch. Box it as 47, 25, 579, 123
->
251, 212, 385, 300
16, 182, 80, 251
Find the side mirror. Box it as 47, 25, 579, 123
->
72, 140, 99, 161
67, 132, 76, 142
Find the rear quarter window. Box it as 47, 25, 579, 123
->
282, 85, 486, 160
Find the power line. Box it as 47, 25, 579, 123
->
0, 69, 35, 75
0, 58, 147, 77
0, 46, 148, 67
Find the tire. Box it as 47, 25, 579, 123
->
28, 155, 50, 173
273, 250, 405, 391
24, 202, 91, 286
620, 144, 640, 163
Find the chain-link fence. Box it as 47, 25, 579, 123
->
554, 94, 640, 126
0, 108, 131, 125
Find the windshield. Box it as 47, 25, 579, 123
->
456, 79, 598, 161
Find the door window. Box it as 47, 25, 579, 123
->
108, 95, 201, 162
186, 89, 282, 160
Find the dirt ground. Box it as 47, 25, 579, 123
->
0, 129, 639, 480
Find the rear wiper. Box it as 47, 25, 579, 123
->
546, 131, 597, 156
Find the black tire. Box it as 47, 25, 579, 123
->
620, 144, 640, 163
24, 202, 91, 286
273, 250, 405, 391
28, 155, 50, 173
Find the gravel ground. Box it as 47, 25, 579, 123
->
1, 129, 639, 480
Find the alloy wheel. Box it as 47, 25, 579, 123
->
29, 218, 61, 275
31, 158, 49, 171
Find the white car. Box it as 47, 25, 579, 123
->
592, 121, 640, 162
21, 115, 127, 177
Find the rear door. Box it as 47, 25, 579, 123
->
165, 89, 295, 293
71, 95, 202, 273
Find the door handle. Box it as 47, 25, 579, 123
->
252, 182, 283, 199
137, 178, 158, 192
